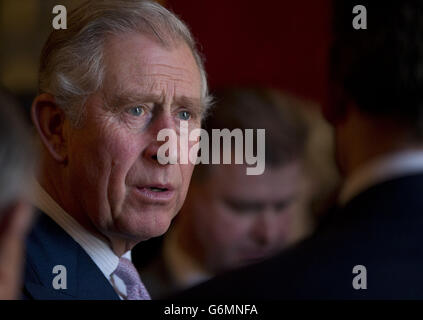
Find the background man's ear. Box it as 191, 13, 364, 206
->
31, 94, 69, 163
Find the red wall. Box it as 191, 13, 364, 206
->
167, 0, 331, 106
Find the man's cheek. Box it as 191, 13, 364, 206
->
108, 171, 127, 211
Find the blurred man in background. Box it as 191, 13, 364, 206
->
178, 0, 423, 299
136, 88, 318, 298
0, 89, 34, 299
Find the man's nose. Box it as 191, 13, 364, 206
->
142, 113, 178, 165
250, 210, 281, 248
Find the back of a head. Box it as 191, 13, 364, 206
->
331, 0, 423, 137
0, 89, 34, 212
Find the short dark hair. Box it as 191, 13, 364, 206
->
193, 87, 308, 180
331, 0, 423, 136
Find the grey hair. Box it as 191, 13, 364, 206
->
39, 0, 212, 126
0, 90, 35, 210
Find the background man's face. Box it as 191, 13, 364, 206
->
186, 162, 304, 273
66, 33, 203, 243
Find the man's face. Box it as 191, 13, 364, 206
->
186, 161, 304, 274
65, 33, 203, 244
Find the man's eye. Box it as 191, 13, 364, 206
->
128, 106, 144, 117
274, 199, 293, 213
178, 110, 191, 121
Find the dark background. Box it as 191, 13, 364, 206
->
167, 0, 331, 107
0, 0, 331, 109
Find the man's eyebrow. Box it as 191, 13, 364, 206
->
173, 96, 204, 114
107, 91, 204, 114
107, 92, 162, 109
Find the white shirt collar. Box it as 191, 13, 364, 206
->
31, 180, 131, 298
339, 149, 423, 206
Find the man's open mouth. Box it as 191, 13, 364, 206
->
148, 187, 169, 192
134, 185, 175, 202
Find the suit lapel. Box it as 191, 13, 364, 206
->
24, 211, 119, 300
24, 282, 76, 300
75, 246, 120, 300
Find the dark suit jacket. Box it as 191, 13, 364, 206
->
22, 211, 120, 300
137, 248, 181, 299
133, 233, 185, 299
177, 174, 423, 299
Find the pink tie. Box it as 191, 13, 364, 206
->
113, 257, 151, 300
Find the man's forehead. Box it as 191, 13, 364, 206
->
104, 63, 201, 96
104, 33, 199, 77
208, 163, 302, 191
102, 34, 202, 104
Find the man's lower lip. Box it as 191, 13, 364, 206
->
134, 187, 175, 202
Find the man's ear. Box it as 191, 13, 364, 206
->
31, 94, 69, 163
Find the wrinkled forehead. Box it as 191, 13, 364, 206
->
101, 32, 202, 100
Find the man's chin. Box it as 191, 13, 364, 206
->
124, 214, 174, 241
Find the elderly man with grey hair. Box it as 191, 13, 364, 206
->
25, 0, 210, 300
0, 89, 34, 300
